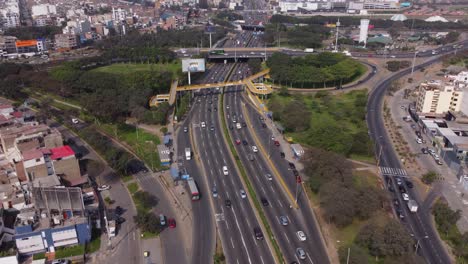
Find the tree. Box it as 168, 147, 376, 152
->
134, 191, 159, 210
281, 99, 311, 132
432, 199, 462, 234
133, 212, 161, 234
356, 219, 413, 257
422, 171, 438, 184
319, 181, 357, 227
305, 115, 353, 155
247, 58, 262, 74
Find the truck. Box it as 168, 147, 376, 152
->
407, 199, 418, 212
304, 48, 314, 53
236, 122, 242, 129
185, 148, 191, 160
108, 220, 116, 237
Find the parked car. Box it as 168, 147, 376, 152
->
168, 218, 176, 228
402, 193, 409, 201
159, 214, 166, 226
421, 148, 428, 154
98, 185, 110, 191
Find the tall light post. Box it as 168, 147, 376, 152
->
411, 50, 418, 75
335, 18, 340, 52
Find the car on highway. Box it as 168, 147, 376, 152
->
223, 166, 229, 175
242, 140, 248, 145
274, 140, 280, 146
201, 122, 206, 128
229, 125, 233, 130
241, 122, 247, 127
235, 139, 241, 145
288, 162, 296, 169
225, 199, 232, 208
394, 199, 400, 207
183, 127, 188, 133
97, 185, 110, 191
406, 180, 414, 188
296, 231, 306, 241
396, 177, 402, 186
254, 227, 264, 240
210, 125, 215, 131
248, 154, 254, 161
252, 146, 258, 152
402, 193, 409, 201
396, 208, 405, 220
261, 197, 269, 206
265, 173, 272, 181
399, 185, 406, 193
280, 152, 285, 158
279, 216, 289, 226
292, 169, 299, 176
212, 186, 218, 198
143, 251, 150, 257
240, 189, 246, 199
296, 248, 306, 260
168, 218, 176, 228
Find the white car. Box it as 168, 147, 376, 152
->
240, 189, 246, 199
252, 146, 258, 153
402, 193, 409, 201
201, 122, 206, 128
223, 166, 229, 176
416, 138, 422, 144
97, 185, 110, 191
72, 118, 79, 124
296, 231, 306, 241
266, 174, 272, 181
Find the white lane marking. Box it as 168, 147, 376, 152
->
237, 259, 240, 264
232, 209, 253, 264
260, 256, 265, 264
226, 219, 230, 230
307, 253, 314, 264
231, 237, 235, 248
270, 185, 274, 192
278, 199, 284, 208
261, 186, 266, 194
284, 232, 290, 244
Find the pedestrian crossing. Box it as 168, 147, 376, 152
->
379, 166, 408, 177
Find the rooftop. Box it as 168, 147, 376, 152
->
50, 145, 75, 160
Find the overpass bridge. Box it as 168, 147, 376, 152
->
149, 69, 271, 107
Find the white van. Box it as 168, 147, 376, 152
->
236, 123, 242, 129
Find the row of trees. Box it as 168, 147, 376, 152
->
266, 52, 365, 88
5, 26, 63, 40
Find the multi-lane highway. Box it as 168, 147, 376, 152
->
177, 63, 276, 264
367, 45, 468, 264
224, 63, 330, 263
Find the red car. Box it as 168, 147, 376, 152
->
274, 140, 280, 146
235, 139, 241, 145
168, 218, 176, 228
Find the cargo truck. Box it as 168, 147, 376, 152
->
304, 48, 314, 53
407, 199, 418, 212
108, 220, 116, 237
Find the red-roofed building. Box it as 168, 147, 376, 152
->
10, 111, 23, 123
50, 145, 75, 160
50, 146, 83, 186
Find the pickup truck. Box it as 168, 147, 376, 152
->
407, 199, 418, 212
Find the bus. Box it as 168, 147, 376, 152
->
209, 49, 225, 55
187, 178, 200, 201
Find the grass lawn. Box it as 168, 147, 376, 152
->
122, 175, 134, 183
33, 252, 45, 260
92, 62, 182, 78
141, 231, 159, 239
99, 123, 162, 171
55, 244, 85, 259
127, 182, 139, 194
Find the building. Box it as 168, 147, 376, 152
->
14, 187, 90, 256
15, 40, 45, 54
50, 146, 84, 186
0, 36, 17, 54
359, 19, 370, 44
54, 34, 78, 50
416, 80, 463, 115
31, 4, 57, 17
112, 7, 127, 22
0, 0, 20, 28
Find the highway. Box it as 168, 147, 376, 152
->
366, 45, 468, 264
177, 63, 275, 264
224, 64, 330, 264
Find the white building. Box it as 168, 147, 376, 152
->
359, 19, 369, 44
112, 8, 127, 22
415, 72, 468, 115
0, 0, 20, 28
31, 4, 57, 17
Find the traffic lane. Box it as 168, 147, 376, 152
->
239, 98, 330, 263
219, 94, 276, 264
366, 57, 455, 263
176, 111, 215, 264
197, 93, 258, 264
229, 91, 324, 264
227, 94, 298, 263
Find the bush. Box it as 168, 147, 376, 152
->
133, 212, 162, 234
134, 191, 158, 209
422, 171, 438, 184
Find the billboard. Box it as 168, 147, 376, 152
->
182, 59, 206, 73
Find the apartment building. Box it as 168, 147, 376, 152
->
54, 34, 78, 50
416, 80, 463, 115
0, 35, 17, 54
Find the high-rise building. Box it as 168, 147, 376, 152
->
359, 19, 369, 45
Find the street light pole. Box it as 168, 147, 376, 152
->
411, 50, 418, 75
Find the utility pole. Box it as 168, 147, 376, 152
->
335, 18, 340, 52
346, 247, 351, 264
